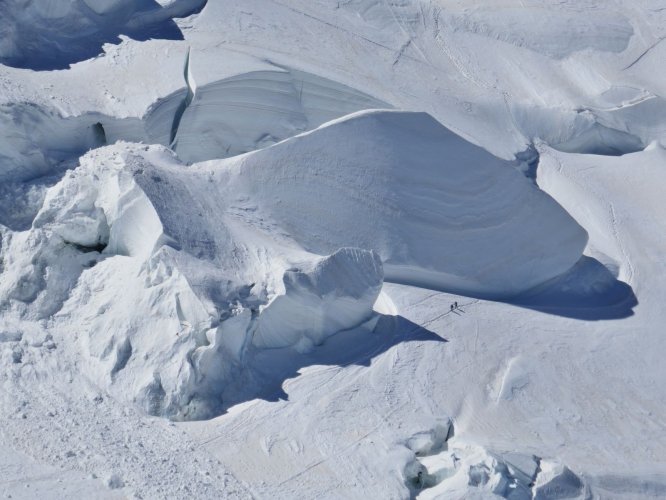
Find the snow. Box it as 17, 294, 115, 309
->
171, 68, 390, 163
3, 107, 586, 419
0, 0, 206, 71
1, 0, 666, 498
210, 109, 587, 297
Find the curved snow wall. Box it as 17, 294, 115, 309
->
0, 69, 389, 183
0, 110, 587, 418
211, 110, 588, 298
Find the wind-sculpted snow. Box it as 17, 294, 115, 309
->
189, 0, 662, 160
3, 142, 385, 419
0, 110, 585, 419
3, 1, 666, 496
170, 69, 390, 163
0, 0, 207, 70
0, 69, 387, 184
213, 110, 587, 298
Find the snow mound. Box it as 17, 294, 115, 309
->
404, 433, 586, 500
253, 248, 383, 350
2, 143, 385, 419
170, 68, 390, 163
212, 109, 587, 298
0, 108, 587, 417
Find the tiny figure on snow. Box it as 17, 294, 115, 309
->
450, 304, 454, 312
454, 301, 458, 309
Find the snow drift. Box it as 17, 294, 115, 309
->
0, 0, 206, 70
211, 109, 588, 298
3, 142, 385, 419
0, 110, 587, 419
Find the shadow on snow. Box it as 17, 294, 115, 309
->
509, 256, 637, 320
0, 0, 207, 71
215, 314, 446, 417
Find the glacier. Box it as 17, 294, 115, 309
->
1, 1, 665, 499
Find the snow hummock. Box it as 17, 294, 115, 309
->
0, 109, 585, 420
2, 0, 666, 497
2, 138, 388, 419
208, 109, 587, 297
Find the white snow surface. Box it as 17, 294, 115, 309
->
1, 0, 666, 498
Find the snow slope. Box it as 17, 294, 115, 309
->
8, 141, 386, 420
0, 109, 584, 421
206, 109, 587, 297
1, 0, 666, 498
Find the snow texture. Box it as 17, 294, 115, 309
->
1, 0, 666, 498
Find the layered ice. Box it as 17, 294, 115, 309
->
170, 68, 390, 163
0, 109, 586, 418
212, 109, 587, 298
2, 142, 386, 419
0, 68, 387, 183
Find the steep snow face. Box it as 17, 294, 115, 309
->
0, 0, 206, 70
0, 109, 586, 419
253, 248, 383, 349
0, 67, 387, 183
1, 143, 386, 420
212, 110, 587, 297
171, 68, 390, 163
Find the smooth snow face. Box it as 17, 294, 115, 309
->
0, 67, 387, 183
213, 109, 587, 298
171, 68, 390, 163
2, 1, 666, 498
0, 0, 206, 70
